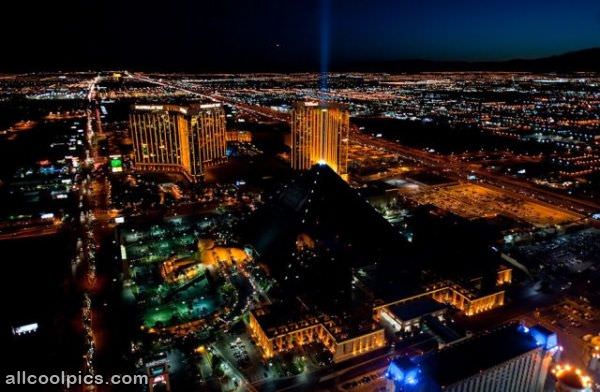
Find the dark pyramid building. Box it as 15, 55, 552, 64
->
243, 166, 514, 363
241, 163, 419, 309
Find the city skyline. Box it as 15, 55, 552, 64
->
1, 1, 600, 392
1, 69, 600, 392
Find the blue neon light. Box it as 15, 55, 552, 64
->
386, 358, 421, 386
530, 326, 558, 350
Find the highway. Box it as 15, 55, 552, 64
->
131, 70, 599, 217
349, 130, 600, 216
0, 221, 62, 240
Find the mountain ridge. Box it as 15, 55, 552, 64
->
342, 48, 600, 73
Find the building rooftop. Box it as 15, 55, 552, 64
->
389, 297, 447, 322
292, 101, 347, 111
252, 301, 381, 342
132, 103, 222, 115
252, 303, 322, 339
418, 323, 552, 388
423, 315, 464, 344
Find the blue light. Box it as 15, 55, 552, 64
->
405, 371, 419, 385
319, 0, 331, 94
530, 326, 558, 350
386, 358, 421, 387
520, 323, 558, 350
386, 362, 404, 382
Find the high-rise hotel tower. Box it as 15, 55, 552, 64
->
129, 104, 226, 181
386, 323, 560, 392
291, 101, 349, 178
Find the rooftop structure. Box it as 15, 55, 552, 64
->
248, 302, 385, 363
387, 323, 559, 391
380, 297, 448, 334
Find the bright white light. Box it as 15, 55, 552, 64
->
135, 105, 164, 111
12, 323, 39, 336
200, 103, 221, 109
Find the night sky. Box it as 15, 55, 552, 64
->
1, 0, 599, 71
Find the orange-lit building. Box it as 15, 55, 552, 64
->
160, 240, 251, 284
248, 265, 512, 363
374, 283, 505, 319
129, 104, 226, 181
160, 256, 204, 284
582, 334, 600, 372
226, 130, 252, 143
249, 305, 385, 363
374, 267, 511, 319
497, 265, 512, 285
553, 364, 593, 392
291, 101, 349, 178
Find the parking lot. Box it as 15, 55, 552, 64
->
516, 228, 600, 273
410, 183, 580, 227
228, 337, 251, 368
541, 298, 600, 331
214, 331, 277, 384
516, 297, 600, 369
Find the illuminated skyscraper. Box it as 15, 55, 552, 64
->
129, 104, 226, 181
387, 323, 560, 392
291, 101, 349, 177
553, 364, 593, 392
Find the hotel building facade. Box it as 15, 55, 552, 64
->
248, 267, 513, 364
248, 308, 385, 363
386, 323, 559, 392
129, 104, 226, 181
291, 101, 349, 178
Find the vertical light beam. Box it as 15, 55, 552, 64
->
319, 0, 331, 98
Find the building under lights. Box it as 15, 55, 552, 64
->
373, 266, 510, 323
582, 334, 600, 373
245, 164, 515, 364
290, 101, 349, 178
129, 104, 226, 181
248, 303, 385, 363
553, 364, 593, 392
225, 130, 252, 143
248, 267, 512, 364
386, 323, 560, 392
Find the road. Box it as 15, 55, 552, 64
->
72, 75, 133, 391
130, 72, 599, 218
0, 223, 61, 240
349, 130, 599, 216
